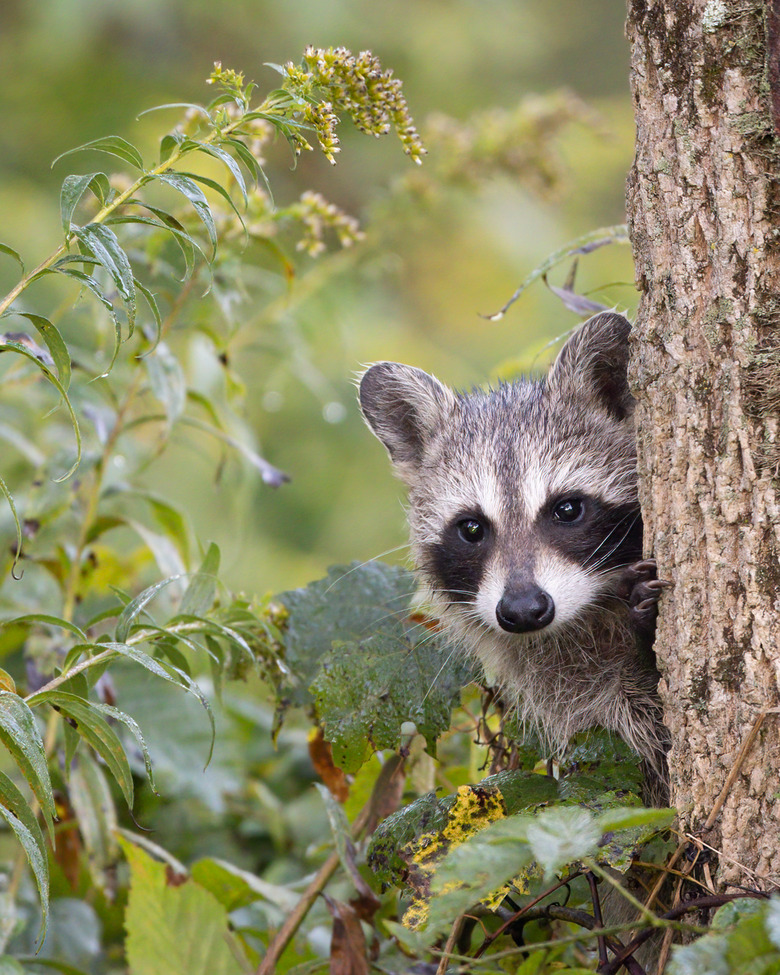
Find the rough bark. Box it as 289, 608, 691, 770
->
626, 0, 780, 886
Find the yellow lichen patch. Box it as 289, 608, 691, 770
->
400, 784, 512, 928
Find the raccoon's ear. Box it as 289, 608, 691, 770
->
359, 362, 455, 474
546, 311, 634, 420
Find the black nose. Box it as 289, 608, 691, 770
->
496, 586, 555, 633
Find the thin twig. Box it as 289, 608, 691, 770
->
473, 874, 578, 958
702, 709, 770, 832
587, 871, 608, 968
436, 914, 466, 975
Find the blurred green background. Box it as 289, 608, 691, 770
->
0, 0, 637, 597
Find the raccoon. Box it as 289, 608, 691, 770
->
359, 311, 669, 792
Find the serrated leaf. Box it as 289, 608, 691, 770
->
115, 576, 183, 644
27, 691, 134, 809
310, 617, 472, 773
0, 339, 81, 480
368, 769, 556, 891
0, 692, 55, 839
526, 806, 601, 879
279, 561, 425, 707
52, 136, 144, 171
72, 224, 136, 333
0, 769, 49, 941
155, 173, 217, 256
0, 243, 24, 273
59, 173, 110, 234
179, 543, 219, 617
3, 311, 72, 390
120, 837, 244, 975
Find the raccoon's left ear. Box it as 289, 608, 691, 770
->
359, 362, 456, 477
546, 311, 634, 420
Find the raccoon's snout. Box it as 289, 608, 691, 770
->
496, 586, 555, 633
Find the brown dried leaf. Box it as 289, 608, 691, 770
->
324, 895, 369, 975
309, 726, 349, 802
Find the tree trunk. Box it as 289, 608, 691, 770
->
625, 0, 780, 885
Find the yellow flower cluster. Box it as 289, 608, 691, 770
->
284, 46, 426, 165
290, 190, 365, 257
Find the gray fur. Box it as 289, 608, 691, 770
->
359, 312, 666, 776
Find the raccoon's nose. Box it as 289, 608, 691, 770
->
496, 587, 555, 633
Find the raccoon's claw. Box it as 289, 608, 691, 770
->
621, 559, 671, 633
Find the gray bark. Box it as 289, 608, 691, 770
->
626, 0, 780, 885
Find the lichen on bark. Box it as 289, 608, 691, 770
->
626, 0, 780, 885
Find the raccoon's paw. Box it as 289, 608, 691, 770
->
621, 559, 672, 633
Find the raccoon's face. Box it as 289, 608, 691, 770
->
359, 312, 641, 640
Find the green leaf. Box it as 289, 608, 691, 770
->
27, 691, 134, 809
190, 857, 298, 913
0, 475, 22, 578
278, 562, 421, 705
0, 243, 24, 273
68, 752, 119, 891
72, 223, 136, 333
8, 615, 88, 644
137, 102, 212, 122
596, 806, 675, 834
120, 837, 246, 975
103, 643, 215, 765
526, 806, 601, 879
368, 769, 557, 889
134, 280, 163, 353
180, 543, 220, 617
0, 692, 55, 839
175, 171, 246, 227
89, 701, 157, 793
294, 565, 473, 772
59, 173, 110, 233
3, 311, 72, 390
155, 173, 217, 256
0, 338, 81, 480
37, 266, 120, 372
115, 576, 183, 644
0, 769, 49, 941
193, 144, 248, 204
52, 136, 144, 171
145, 343, 186, 426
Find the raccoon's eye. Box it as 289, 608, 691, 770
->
457, 518, 485, 543
552, 498, 585, 523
